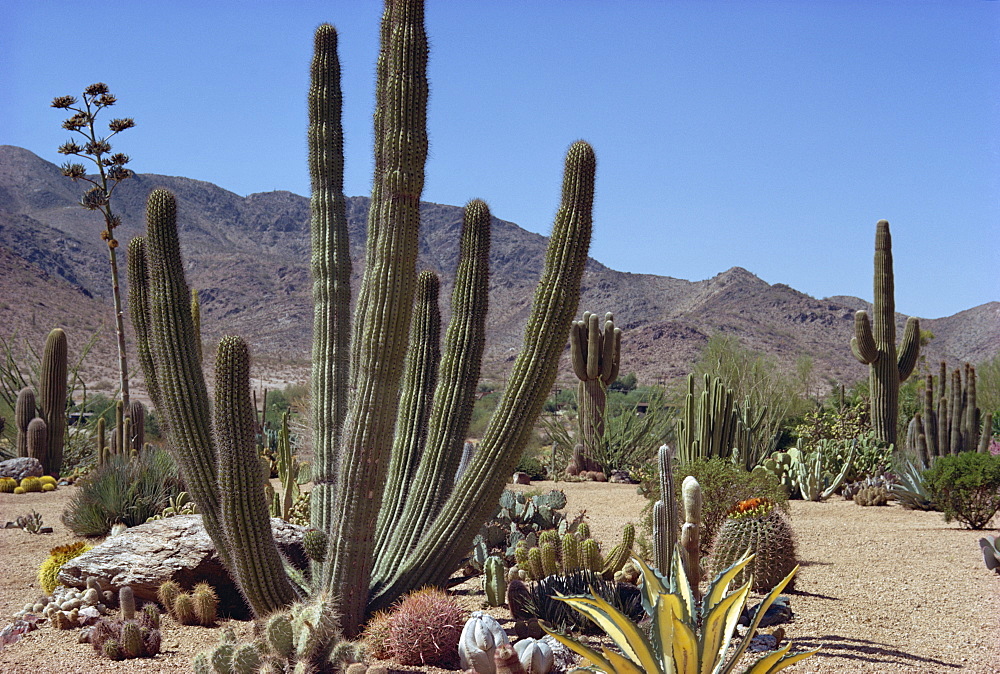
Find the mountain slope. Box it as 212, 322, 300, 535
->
2, 144, 997, 390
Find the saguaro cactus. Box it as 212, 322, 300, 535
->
570, 311, 620, 471
850, 220, 919, 448
15, 387, 35, 458
39, 328, 68, 477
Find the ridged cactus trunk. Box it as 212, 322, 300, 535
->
308, 23, 352, 536
321, 0, 428, 630
126, 237, 162, 415
39, 328, 67, 477
372, 271, 442, 566
214, 336, 298, 613
850, 220, 919, 448
15, 387, 35, 458
570, 312, 620, 471
368, 140, 595, 613
373, 200, 491, 582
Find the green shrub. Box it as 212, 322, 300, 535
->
923, 452, 1000, 529
516, 453, 548, 480
62, 447, 183, 536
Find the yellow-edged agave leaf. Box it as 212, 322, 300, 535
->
602, 646, 647, 674
553, 593, 659, 673
698, 579, 751, 673
704, 551, 754, 614
671, 547, 696, 622
752, 646, 822, 673
720, 565, 801, 674
635, 556, 669, 612
539, 620, 616, 673
654, 592, 681, 669
670, 608, 700, 674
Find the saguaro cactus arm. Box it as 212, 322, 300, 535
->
851, 311, 877, 364
897, 316, 920, 381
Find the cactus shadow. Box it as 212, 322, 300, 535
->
790, 635, 963, 669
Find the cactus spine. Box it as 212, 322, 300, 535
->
850, 220, 919, 448
214, 336, 297, 614
15, 387, 35, 458
570, 311, 621, 472
39, 328, 67, 477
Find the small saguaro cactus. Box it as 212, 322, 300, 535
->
39, 328, 68, 477
570, 311, 621, 473
850, 220, 919, 448
15, 387, 35, 458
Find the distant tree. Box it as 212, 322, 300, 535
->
610, 372, 638, 393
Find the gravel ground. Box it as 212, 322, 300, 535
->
1, 480, 997, 672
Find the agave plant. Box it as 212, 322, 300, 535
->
541, 552, 818, 674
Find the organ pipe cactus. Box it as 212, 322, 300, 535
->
850, 219, 920, 448
131, 0, 594, 638
652, 444, 678, 578
909, 362, 991, 461
677, 373, 766, 469
39, 328, 67, 477
570, 311, 621, 471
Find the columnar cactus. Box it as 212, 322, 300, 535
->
26, 418, 48, 468
570, 311, 621, 472
850, 219, 920, 448
39, 328, 67, 477
126, 237, 161, 413
911, 362, 991, 459
214, 335, 297, 614
15, 387, 35, 458
132, 0, 594, 639
680, 476, 702, 596
677, 373, 766, 469
652, 443, 678, 577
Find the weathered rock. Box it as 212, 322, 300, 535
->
608, 470, 636, 484
0, 457, 43, 480
58, 514, 307, 618
512, 472, 532, 485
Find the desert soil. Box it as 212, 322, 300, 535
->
0, 480, 998, 673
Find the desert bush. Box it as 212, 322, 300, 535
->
516, 453, 547, 480
923, 452, 1000, 529
62, 446, 183, 536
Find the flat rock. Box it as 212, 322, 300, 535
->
0, 457, 44, 480
58, 514, 308, 619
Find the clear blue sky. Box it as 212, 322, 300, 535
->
3, 1, 998, 319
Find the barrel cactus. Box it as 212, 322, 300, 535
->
710, 497, 796, 593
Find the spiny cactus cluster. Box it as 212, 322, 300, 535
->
908, 361, 993, 463
759, 440, 855, 501
2, 475, 57, 495
511, 522, 633, 582
508, 570, 643, 635
37, 541, 91, 594
850, 219, 920, 449
156, 580, 218, 626
853, 485, 890, 506
474, 489, 576, 567
710, 497, 797, 593
193, 594, 358, 674
89, 604, 162, 660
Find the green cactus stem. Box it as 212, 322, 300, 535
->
26, 418, 48, 469
483, 556, 506, 607
571, 311, 620, 472
652, 444, 678, 577
321, 0, 429, 630
680, 475, 702, 598
190, 289, 203, 364
39, 328, 67, 477
214, 335, 297, 615
15, 387, 35, 458
850, 220, 919, 448
126, 237, 162, 414
309, 22, 352, 537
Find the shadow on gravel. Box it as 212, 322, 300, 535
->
791, 634, 961, 669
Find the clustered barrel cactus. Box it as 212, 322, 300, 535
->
850, 219, 920, 448
127, 0, 595, 646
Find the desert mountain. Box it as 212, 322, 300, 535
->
1, 144, 997, 393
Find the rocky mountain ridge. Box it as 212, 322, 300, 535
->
2, 144, 997, 392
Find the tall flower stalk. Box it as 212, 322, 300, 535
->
52, 83, 136, 409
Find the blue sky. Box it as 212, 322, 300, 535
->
3, 1, 998, 319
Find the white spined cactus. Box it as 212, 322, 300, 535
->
459, 611, 509, 674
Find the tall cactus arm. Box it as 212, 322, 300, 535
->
851, 311, 877, 364
322, 0, 428, 633
374, 199, 491, 583
126, 237, 161, 412
368, 140, 596, 613
144, 189, 231, 572
897, 317, 920, 381
309, 23, 353, 535
601, 321, 622, 386
372, 271, 442, 569
214, 336, 298, 616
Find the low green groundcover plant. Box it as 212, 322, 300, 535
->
923, 452, 1000, 529
62, 447, 183, 536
